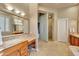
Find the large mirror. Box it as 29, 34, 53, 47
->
12, 16, 24, 34
0, 11, 10, 32
0, 11, 29, 36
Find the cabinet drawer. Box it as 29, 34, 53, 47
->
69, 35, 79, 46
19, 41, 28, 47
20, 46, 28, 55
21, 49, 27, 54
21, 46, 28, 50
20, 41, 29, 56
75, 38, 79, 46
1, 41, 29, 56
28, 39, 35, 45
71, 37, 75, 45
3, 45, 21, 56
4, 50, 20, 56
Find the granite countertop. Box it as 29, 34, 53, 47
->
70, 33, 79, 38
69, 46, 79, 56
0, 34, 36, 55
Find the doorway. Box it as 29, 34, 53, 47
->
48, 13, 54, 41
57, 18, 69, 43
38, 13, 48, 41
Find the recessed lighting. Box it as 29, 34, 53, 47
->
21, 13, 25, 16
6, 6, 13, 11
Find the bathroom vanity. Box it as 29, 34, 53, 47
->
0, 41, 29, 56
0, 34, 36, 56
69, 33, 79, 46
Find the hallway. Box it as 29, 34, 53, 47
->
30, 40, 73, 56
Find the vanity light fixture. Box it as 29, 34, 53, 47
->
21, 12, 25, 16
6, 6, 14, 11
15, 10, 20, 14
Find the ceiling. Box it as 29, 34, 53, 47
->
4, 3, 29, 14
0, 3, 78, 17
0, 3, 29, 17
0, 3, 29, 12
39, 3, 78, 9
0, 3, 78, 13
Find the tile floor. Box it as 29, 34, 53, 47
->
30, 40, 73, 56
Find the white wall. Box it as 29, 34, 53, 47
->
69, 20, 77, 33
57, 6, 78, 33
38, 6, 78, 41
52, 10, 58, 41
47, 6, 79, 41
57, 6, 78, 20
39, 13, 48, 41
29, 3, 38, 38
38, 7, 58, 41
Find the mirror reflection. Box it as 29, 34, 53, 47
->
0, 11, 28, 36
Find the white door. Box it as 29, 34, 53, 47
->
39, 14, 48, 41
57, 18, 68, 42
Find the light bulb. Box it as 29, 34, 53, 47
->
6, 6, 13, 11
15, 10, 20, 14
21, 13, 25, 16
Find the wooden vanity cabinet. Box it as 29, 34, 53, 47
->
4, 50, 20, 56
1, 41, 29, 56
20, 41, 29, 56
69, 35, 75, 45
69, 35, 79, 46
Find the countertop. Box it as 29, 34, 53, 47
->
0, 34, 36, 55
69, 33, 79, 56
69, 46, 79, 56
70, 33, 79, 38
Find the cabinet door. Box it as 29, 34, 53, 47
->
3, 43, 21, 56
69, 35, 72, 45
20, 48, 29, 56
70, 36, 75, 45
20, 41, 29, 56
75, 38, 79, 46
2, 41, 29, 56
6, 50, 20, 56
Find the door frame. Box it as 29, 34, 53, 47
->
57, 18, 69, 43
38, 12, 48, 41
